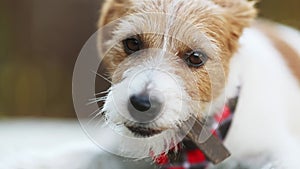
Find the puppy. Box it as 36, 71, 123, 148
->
97, 0, 300, 168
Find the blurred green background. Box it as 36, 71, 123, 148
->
0, 0, 299, 118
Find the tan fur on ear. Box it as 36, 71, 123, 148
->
97, 0, 131, 67
213, 0, 257, 52
213, 0, 257, 26
98, 0, 130, 28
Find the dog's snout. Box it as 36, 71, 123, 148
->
128, 94, 162, 123
130, 95, 151, 112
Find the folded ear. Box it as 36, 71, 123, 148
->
97, 0, 130, 60
213, 0, 257, 51
214, 0, 257, 31
98, 0, 130, 28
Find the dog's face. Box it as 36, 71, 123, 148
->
98, 0, 256, 155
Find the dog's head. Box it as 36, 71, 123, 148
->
97, 0, 256, 156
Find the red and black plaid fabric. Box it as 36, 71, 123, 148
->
155, 105, 234, 169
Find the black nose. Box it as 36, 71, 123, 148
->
130, 95, 151, 112
128, 94, 162, 123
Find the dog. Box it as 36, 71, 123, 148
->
96, 0, 300, 168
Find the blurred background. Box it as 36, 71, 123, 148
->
0, 0, 299, 119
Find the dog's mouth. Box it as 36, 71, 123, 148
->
126, 125, 163, 137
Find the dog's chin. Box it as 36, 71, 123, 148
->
126, 125, 163, 137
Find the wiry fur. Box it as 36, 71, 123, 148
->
98, 0, 300, 168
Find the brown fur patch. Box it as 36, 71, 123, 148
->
256, 21, 300, 83
98, 0, 257, 112
98, 0, 131, 27
212, 0, 257, 52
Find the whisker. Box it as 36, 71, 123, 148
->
86, 99, 103, 105
88, 106, 104, 118
94, 90, 110, 96
88, 108, 103, 124
87, 96, 107, 105
88, 97, 107, 101
88, 97, 104, 101
90, 69, 113, 84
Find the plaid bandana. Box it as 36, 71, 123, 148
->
155, 104, 235, 169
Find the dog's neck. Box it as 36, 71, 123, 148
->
155, 96, 238, 168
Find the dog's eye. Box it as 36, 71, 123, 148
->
122, 36, 143, 54
184, 50, 208, 67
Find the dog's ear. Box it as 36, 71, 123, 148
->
212, 0, 257, 51
213, 0, 257, 25
97, 0, 129, 56
98, 0, 130, 27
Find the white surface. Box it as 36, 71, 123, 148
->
0, 119, 153, 169
0, 119, 100, 169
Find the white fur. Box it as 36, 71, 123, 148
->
103, 53, 191, 128
274, 25, 300, 138
225, 27, 300, 169
102, 50, 194, 156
